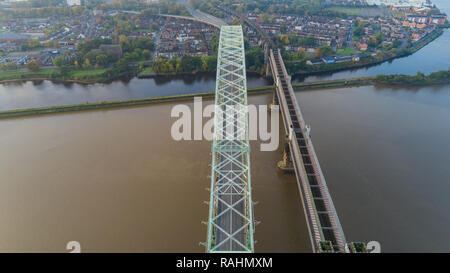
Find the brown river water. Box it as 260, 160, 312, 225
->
0, 94, 310, 253
1, 84, 450, 252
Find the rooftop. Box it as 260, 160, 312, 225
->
0, 32, 30, 40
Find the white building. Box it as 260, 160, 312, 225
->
66, 0, 81, 6
366, 0, 429, 7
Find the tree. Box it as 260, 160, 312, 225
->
5, 62, 17, 71
150, 24, 159, 32
119, 34, 131, 52
134, 37, 154, 51
180, 55, 201, 72
27, 38, 40, 49
117, 19, 134, 35
210, 32, 220, 54
175, 58, 182, 73
369, 33, 384, 48
142, 49, 151, 60
116, 58, 129, 73
201, 55, 216, 72
152, 57, 168, 73
392, 40, 402, 49
299, 37, 317, 47
353, 24, 364, 40
95, 54, 108, 66
231, 18, 242, 25
259, 13, 269, 23
246, 47, 264, 70
279, 34, 290, 45
316, 45, 335, 58
82, 58, 91, 69
53, 57, 67, 68
297, 47, 306, 59
26, 60, 39, 72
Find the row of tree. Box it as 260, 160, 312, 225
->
0, 60, 40, 72
277, 35, 317, 47
226, 0, 345, 17
140, 1, 191, 17
0, 62, 18, 71
3, 6, 86, 19
152, 55, 217, 74
190, 0, 225, 18
375, 70, 450, 85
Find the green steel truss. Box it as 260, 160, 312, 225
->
206, 26, 254, 253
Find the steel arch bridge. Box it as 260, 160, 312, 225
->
206, 25, 254, 253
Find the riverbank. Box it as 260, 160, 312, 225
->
288, 28, 445, 78
0, 67, 134, 85
375, 69, 450, 86
137, 26, 447, 79
0, 28, 444, 85
1, 72, 448, 119
0, 76, 404, 119
0, 84, 273, 119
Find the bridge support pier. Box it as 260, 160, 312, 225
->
277, 141, 295, 173
269, 91, 278, 111
265, 62, 271, 78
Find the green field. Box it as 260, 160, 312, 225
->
337, 47, 356, 55
326, 6, 389, 17
0, 69, 58, 81
141, 67, 153, 74
71, 68, 107, 77
0, 67, 108, 82
136, 28, 151, 32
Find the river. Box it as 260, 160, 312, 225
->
1, 84, 449, 252
0, 95, 310, 252
296, 84, 450, 252
0, 74, 271, 111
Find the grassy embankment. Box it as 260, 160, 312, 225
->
71, 68, 108, 78
376, 69, 450, 86
325, 6, 388, 17
0, 69, 58, 81
0, 77, 373, 119
139, 66, 153, 75
1, 71, 449, 119
0, 67, 116, 84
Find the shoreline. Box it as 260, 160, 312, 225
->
0, 28, 445, 86
0, 77, 94, 85
137, 69, 263, 78
2, 76, 449, 119
289, 28, 445, 78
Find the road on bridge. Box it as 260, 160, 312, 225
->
180, 0, 227, 28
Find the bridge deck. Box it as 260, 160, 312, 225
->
206, 26, 254, 253
269, 49, 346, 253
